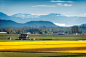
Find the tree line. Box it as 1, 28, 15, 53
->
0, 27, 86, 34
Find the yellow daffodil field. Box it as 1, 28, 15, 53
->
0, 40, 86, 53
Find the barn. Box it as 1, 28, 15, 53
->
19, 34, 30, 40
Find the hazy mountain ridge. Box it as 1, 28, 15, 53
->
79, 24, 86, 27
25, 21, 58, 27
12, 13, 39, 19
0, 12, 86, 26
0, 19, 86, 30
0, 20, 23, 28
0, 19, 58, 28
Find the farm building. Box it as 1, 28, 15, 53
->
0, 32, 7, 34
52, 32, 58, 35
19, 34, 30, 40
58, 32, 65, 35
26, 32, 31, 34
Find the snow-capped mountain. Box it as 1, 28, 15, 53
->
0, 12, 86, 26
12, 13, 39, 19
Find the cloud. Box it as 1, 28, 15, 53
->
51, 1, 66, 2
31, 13, 48, 16
32, 5, 55, 7
57, 3, 72, 7
63, 4, 72, 6
64, 13, 86, 17
54, 22, 79, 27
32, 5, 46, 7
79, 13, 86, 17
67, 1, 73, 3
57, 3, 62, 7
54, 22, 66, 26
50, 0, 73, 3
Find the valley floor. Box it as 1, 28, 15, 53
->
0, 34, 86, 57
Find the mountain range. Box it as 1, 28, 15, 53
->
0, 20, 58, 28
0, 12, 86, 27
0, 19, 86, 29
12, 13, 39, 19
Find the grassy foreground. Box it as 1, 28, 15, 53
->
0, 52, 86, 57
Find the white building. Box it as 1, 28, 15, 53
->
58, 32, 65, 35
26, 32, 31, 34
73, 33, 78, 35
52, 32, 58, 35
0, 32, 7, 34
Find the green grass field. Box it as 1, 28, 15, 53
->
0, 34, 86, 41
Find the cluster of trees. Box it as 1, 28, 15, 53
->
0, 27, 43, 34
0, 27, 86, 34
0, 27, 25, 34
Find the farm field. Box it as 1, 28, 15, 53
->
1, 40, 86, 53
0, 34, 86, 41
0, 40, 86, 57
0, 34, 86, 57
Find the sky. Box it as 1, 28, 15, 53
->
0, 0, 86, 16
0, 0, 86, 26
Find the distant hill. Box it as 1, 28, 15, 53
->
79, 24, 86, 27
0, 20, 23, 28
25, 21, 58, 27
0, 20, 58, 28
79, 24, 86, 30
